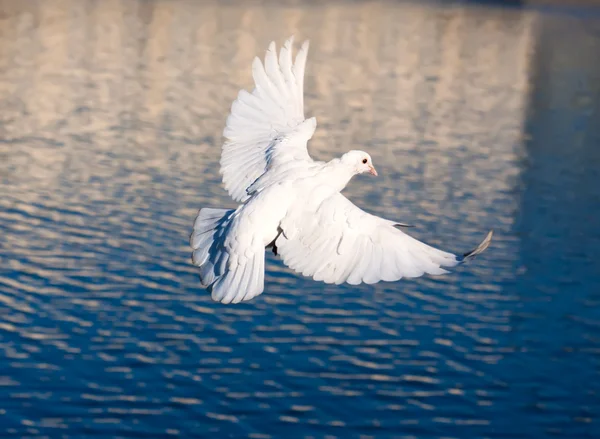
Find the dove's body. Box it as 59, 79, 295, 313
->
238, 158, 356, 245
191, 156, 363, 303
190, 37, 492, 304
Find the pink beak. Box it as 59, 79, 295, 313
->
368, 165, 378, 176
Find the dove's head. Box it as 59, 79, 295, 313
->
341, 150, 378, 177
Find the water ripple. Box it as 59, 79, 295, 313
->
1, 0, 600, 438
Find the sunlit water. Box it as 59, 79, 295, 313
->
1, 0, 600, 438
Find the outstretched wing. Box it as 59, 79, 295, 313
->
221, 37, 315, 203
275, 193, 493, 285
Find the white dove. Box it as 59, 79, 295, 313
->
190, 37, 493, 304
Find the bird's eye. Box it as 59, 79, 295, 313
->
362, 158, 368, 164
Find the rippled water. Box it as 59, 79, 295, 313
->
1, 0, 600, 437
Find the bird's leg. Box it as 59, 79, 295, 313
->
266, 228, 283, 256
265, 241, 278, 256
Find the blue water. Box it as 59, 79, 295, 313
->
1, 0, 600, 438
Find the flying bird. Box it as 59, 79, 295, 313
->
190, 37, 492, 304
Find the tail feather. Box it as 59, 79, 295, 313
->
238, 250, 263, 303
243, 254, 265, 302
210, 243, 265, 304
190, 208, 234, 287
190, 207, 265, 303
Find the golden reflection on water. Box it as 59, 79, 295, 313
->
1, 0, 532, 180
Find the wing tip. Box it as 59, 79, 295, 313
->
459, 229, 493, 263
252, 55, 262, 68
294, 39, 310, 62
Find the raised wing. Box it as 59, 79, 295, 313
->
221, 37, 315, 202
275, 193, 493, 285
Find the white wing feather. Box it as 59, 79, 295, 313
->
276, 193, 493, 286
221, 37, 314, 202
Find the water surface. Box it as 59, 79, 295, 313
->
1, 0, 600, 438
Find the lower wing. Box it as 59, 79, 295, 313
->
275, 193, 492, 285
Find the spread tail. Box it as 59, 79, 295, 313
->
190, 207, 265, 304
